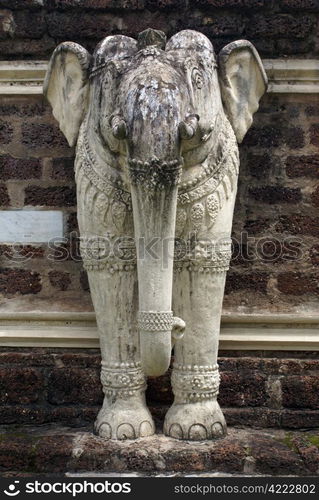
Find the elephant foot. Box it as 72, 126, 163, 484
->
94, 397, 155, 440
163, 400, 227, 441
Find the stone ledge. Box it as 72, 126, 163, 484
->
0, 425, 318, 475
0, 59, 318, 95
1, 312, 319, 350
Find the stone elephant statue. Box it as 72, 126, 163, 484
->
44, 28, 267, 440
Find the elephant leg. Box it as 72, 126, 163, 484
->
164, 260, 229, 440
87, 265, 155, 440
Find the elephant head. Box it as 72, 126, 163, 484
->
44, 29, 267, 377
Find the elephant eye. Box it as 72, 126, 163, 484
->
192, 68, 203, 89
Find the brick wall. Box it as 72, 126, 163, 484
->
0, 1, 318, 60
0, 95, 92, 312
1, 348, 318, 429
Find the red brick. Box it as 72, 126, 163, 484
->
225, 272, 269, 294
246, 14, 315, 39
219, 371, 267, 407
311, 185, 319, 207
13, 11, 46, 39
47, 368, 103, 405
200, 15, 245, 38
0, 268, 41, 295
286, 155, 319, 178
0, 367, 44, 404
80, 270, 90, 291
48, 270, 71, 291
193, 0, 264, 5
246, 153, 277, 180
0, 0, 43, 7
0, 119, 13, 144
281, 0, 319, 11
146, 0, 184, 8
310, 124, 319, 147
275, 215, 319, 237
0, 244, 45, 259
249, 186, 302, 204
243, 125, 283, 148
47, 11, 118, 39
0, 101, 47, 117
244, 219, 271, 235
22, 122, 67, 149
24, 186, 76, 207
0, 184, 9, 206
0, 9, 15, 40
292, 436, 319, 473
282, 376, 319, 409
0, 36, 55, 58
48, 0, 144, 8
67, 212, 79, 234
0, 156, 41, 180
51, 157, 74, 180
277, 272, 319, 296
310, 244, 319, 266
121, 10, 169, 37
305, 105, 319, 116
282, 409, 319, 428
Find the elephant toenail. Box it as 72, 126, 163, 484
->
168, 423, 184, 439
212, 422, 225, 437
139, 420, 155, 437
117, 423, 136, 440
188, 424, 207, 440
99, 423, 112, 439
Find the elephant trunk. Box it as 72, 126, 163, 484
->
129, 159, 185, 376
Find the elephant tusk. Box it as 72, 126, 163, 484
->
179, 114, 199, 141
171, 316, 186, 344
110, 115, 127, 140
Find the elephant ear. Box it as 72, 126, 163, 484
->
218, 40, 268, 143
43, 42, 91, 147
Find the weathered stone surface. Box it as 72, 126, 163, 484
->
250, 435, 307, 475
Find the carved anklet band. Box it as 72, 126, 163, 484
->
172, 363, 220, 403
100, 361, 146, 398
